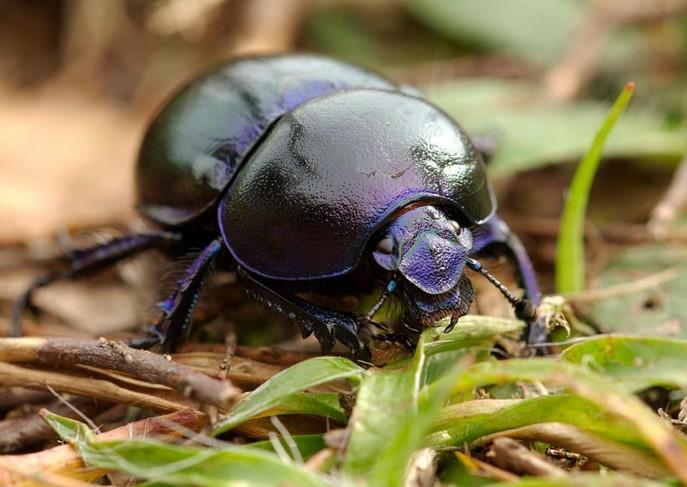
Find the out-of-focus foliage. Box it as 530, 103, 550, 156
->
430, 80, 685, 177
4, 0, 687, 485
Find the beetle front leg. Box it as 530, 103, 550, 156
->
12, 231, 181, 337
236, 268, 370, 361
471, 216, 547, 347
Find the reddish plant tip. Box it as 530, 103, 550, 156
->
624, 81, 636, 92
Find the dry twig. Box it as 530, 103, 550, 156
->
487, 437, 567, 478
0, 361, 190, 412
649, 155, 687, 237
478, 423, 670, 478
0, 396, 107, 453
546, 0, 687, 101
404, 448, 438, 487
232, 345, 321, 366
0, 337, 241, 409
0, 388, 52, 411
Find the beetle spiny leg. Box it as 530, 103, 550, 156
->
300, 320, 314, 339
314, 323, 336, 354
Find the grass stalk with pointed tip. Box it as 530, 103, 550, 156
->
556, 82, 635, 293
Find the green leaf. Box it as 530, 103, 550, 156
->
556, 83, 635, 293
341, 315, 522, 483
213, 356, 363, 435
45, 412, 331, 487
407, 0, 582, 66
343, 336, 463, 486
342, 342, 424, 481
441, 358, 687, 482
428, 80, 685, 177
429, 395, 651, 452
422, 315, 524, 357
251, 392, 347, 423
247, 434, 326, 461
420, 315, 523, 394
561, 335, 687, 391
581, 245, 687, 337
42, 410, 93, 444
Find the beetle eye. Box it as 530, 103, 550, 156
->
375, 237, 394, 254
448, 220, 462, 235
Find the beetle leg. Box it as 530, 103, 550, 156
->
376, 319, 420, 352
130, 238, 223, 352
471, 216, 547, 348
12, 231, 181, 337
236, 267, 371, 362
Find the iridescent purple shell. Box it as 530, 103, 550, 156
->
136, 54, 495, 280
220, 89, 494, 280
136, 54, 396, 225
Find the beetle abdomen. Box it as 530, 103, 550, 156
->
220, 89, 495, 281
136, 54, 397, 226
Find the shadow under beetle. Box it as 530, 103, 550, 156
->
13, 54, 545, 360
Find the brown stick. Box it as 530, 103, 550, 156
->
0, 387, 53, 411
233, 345, 321, 366
649, 155, 687, 237
0, 396, 108, 453
487, 437, 567, 478
477, 423, 670, 478
173, 351, 284, 386
0, 361, 191, 412
505, 213, 687, 245
0, 408, 206, 484
0, 337, 242, 410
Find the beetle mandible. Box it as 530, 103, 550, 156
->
13, 54, 545, 359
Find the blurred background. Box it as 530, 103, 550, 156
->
1, 0, 687, 341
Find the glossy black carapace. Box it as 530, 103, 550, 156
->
14, 54, 544, 359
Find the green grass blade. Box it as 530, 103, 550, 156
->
561, 335, 687, 391
442, 357, 687, 482
45, 412, 332, 487
342, 339, 427, 482
428, 395, 649, 451
213, 356, 363, 436
246, 434, 326, 461
342, 317, 518, 485
555, 82, 635, 293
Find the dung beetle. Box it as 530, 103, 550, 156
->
13, 54, 544, 359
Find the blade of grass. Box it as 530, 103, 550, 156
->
429, 395, 650, 452
44, 412, 332, 487
555, 82, 635, 293
212, 356, 362, 436
342, 339, 426, 481
247, 434, 326, 461
443, 357, 687, 482
561, 335, 687, 391
342, 316, 518, 485
247, 392, 347, 424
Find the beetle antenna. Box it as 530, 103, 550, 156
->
466, 258, 537, 321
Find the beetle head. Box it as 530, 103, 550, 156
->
373, 205, 473, 295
